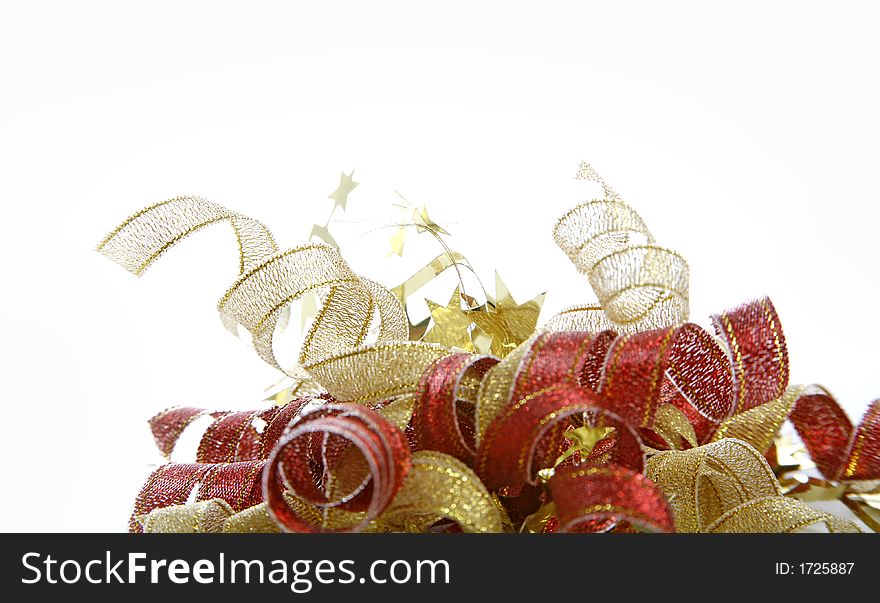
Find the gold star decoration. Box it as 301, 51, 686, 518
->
536, 424, 617, 483
556, 425, 616, 466
303, 171, 358, 334
308, 223, 340, 249
389, 200, 451, 257
412, 206, 450, 236
420, 286, 488, 352
420, 275, 544, 357
467, 273, 545, 358
328, 169, 359, 212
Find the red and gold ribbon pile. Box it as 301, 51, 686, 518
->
98, 167, 880, 533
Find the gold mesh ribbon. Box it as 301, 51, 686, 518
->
550, 164, 688, 332
647, 439, 859, 532
137, 499, 281, 534
97, 195, 432, 390
105, 171, 872, 535
379, 451, 503, 533
710, 385, 807, 452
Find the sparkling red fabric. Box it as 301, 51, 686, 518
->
790, 394, 880, 481
711, 297, 789, 413
476, 384, 644, 489
131, 297, 878, 534
263, 404, 411, 532
549, 464, 674, 533
130, 461, 264, 532
413, 353, 498, 464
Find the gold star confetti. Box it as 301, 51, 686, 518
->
557, 425, 616, 466
309, 223, 340, 249
389, 197, 451, 257
468, 273, 545, 358
536, 424, 616, 483
328, 169, 359, 212
413, 206, 450, 236
389, 226, 408, 258
420, 286, 482, 351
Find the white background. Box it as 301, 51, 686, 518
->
1, 1, 878, 531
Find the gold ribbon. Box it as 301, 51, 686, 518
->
104, 169, 867, 534
379, 451, 503, 533
136, 499, 281, 534
647, 439, 859, 532
98, 195, 436, 390
550, 165, 688, 332
710, 385, 807, 453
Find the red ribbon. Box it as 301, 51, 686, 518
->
263, 404, 411, 532
134, 297, 879, 533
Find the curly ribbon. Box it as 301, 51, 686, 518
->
379, 451, 503, 533
594, 323, 734, 444
476, 383, 645, 490
133, 298, 863, 533
263, 404, 411, 532
130, 461, 265, 533
552, 198, 688, 332
412, 353, 498, 464
96, 196, 278, 276
548, 465, 674, 532
149, 399, 310, 462
139, 450, 503, 534
710, 297, 789, 412
789, 389, 880, 481
710, 385, 805, 454
647, 439, 858, 532
542, 297, 791, 450
136, 499, 258, 534
138, 498, 312, 534
149, 406, 216, 457
103, 173, 876, 534
98, 195, 416, 382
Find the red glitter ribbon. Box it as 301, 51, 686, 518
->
412, 353, 498, 464
132, 297, 878, 533
263, 404, 411, 532
549, 464, 675, 533
790, 392, 880, 481
131, 461, 265, 533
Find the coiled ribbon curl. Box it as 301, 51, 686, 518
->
102, 172, 877, 534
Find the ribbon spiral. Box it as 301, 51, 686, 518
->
101, 172, 878, 534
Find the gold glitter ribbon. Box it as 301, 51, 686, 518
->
97, 195, 435, 391
104, 170, 873, 534
710, 385, 807, 453
550, 164, 688, 332
379, 451, 503, 533
647, 439, 859, 532
137, 499, 281, 534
